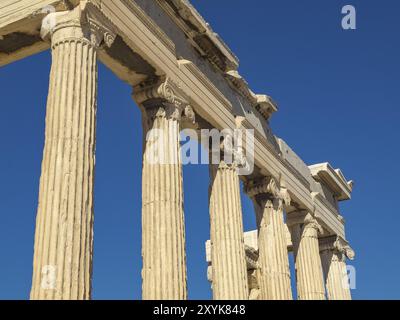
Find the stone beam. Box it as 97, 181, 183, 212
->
0, 1, 80, 66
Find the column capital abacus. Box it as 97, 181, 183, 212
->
133, 77, 196, 123
319, 236, 355, 261
40, 1, 116, 49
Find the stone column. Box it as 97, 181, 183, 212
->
133, 78, 195, 300
30, 4, 116, 300
320, 236, 354, 300
245, 177, 292, 300
209, 142, 248, 300
288, 212, 326, 300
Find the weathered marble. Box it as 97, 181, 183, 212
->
209, 154, 248, 300
30, 4, 115, 300
133, 78, 195, 300
0, 0, 356, 301
320, 236, 354, 300
288, 212, 326, 300
245, 177, 292, 300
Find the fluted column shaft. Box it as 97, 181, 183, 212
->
320, 237, 354, 300
289, 214, 326, 300
256, 199, 292, 299
30, 6, 115, 300
209, 160, 248, 300
320, 251, 350, 300
133, 78, 195, 300
140, 103, 187, 300
246, 177, 292, 300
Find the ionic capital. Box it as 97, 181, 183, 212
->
133, 77, 195, 123
244, 176, 291, 206
287, 211, 323, 235
40, 1, 116, 48
208, 129, 250, 172
319, 236, 355, 261
303, 216, 323, 235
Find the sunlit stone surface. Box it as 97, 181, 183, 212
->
0, 0, 354, 300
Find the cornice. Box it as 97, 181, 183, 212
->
255, 95, 278, 121
309, 162, 353, 201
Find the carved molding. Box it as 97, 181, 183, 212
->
40, 1, 116, 48
84, 2, 116, 48
133, 77, 196, 123
245, 176, 291, 206
134, 77, 188, 107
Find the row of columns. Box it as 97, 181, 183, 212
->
30, 5, 353, 300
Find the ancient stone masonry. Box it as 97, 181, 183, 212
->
1, 0, 355, 300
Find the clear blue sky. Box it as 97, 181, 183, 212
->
0, 0, 399, 300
